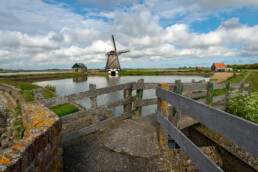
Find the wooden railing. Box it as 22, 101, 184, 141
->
35, 79, 251, 143
155, 84, 258, 172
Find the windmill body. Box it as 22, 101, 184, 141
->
105, 35, 130, 76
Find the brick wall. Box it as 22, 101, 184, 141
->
0, 102, 62, 172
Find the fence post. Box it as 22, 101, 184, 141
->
89, 84, 98, 123
205, 82, 213, 106
225, 82, 231, 109
172, 80, 183, 128
135, 79, 144, 117
124, 87, 132, 113
157, 83, 169, 149
239, 82, 244, 93
248, 82, 252, 95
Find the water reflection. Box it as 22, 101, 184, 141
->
34, 75, 210, 116
73, 77, 87, 83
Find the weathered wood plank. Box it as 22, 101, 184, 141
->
185, 92, 206, 99
156, 111, 223, 172
213, 95, 226, 103
66, 82, 135, 102
135, 79, 144, 117
61, 96, 136, 124
63, 111, 134, 143
132, 83, 157, 90
156, 87, 258, 157
133, 98, 157, 108
182, 83, 207, 92
213, 84, 225, 89
40, 82, 135, 107
124, 88, 132, 113
39, 96, 69, 108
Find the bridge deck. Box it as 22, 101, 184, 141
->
63, 114, 222, 171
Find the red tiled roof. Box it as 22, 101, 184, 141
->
213, 63, 226, 68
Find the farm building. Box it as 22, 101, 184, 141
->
72, 63, 87, 73
196, 67, 203, 71
211, 63, 227, 71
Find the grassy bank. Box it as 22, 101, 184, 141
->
222, 71, 248, 83
0, 72, 87, 81
245, 71, 258, 92
119, 69, 212, 76
0, 79, 57, 102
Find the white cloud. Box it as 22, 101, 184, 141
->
182, 0, 258, 9
0, 0, 257, 69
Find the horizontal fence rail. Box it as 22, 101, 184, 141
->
61, 96, 136, 124
39, 81, 250, 108
156, 86, 258, 157
156, 110, 223, 172
63, 111, 134, 143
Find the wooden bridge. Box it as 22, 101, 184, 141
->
36, 79, 257, 171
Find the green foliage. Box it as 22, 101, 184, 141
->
19, 90, 34, 103
44, 88, 57, 99
13, 103, 25, 139
227, 63, 258, 69
245, 71, 258, 92
19, 82, 40, 90
213, 88, 234, 97
45, 84, 56, 92
223, 72, 248, 83
226, 92, 258, 124
0, 79, 40, 90
50, 103, 79, 117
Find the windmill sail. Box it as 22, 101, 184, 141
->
112, 35, 117, 51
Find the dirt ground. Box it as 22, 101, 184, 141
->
210, 72, 234, 84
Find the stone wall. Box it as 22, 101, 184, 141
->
0, 83, 24, 105
0, 102, 62, 172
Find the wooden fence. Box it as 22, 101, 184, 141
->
156, 84, 258, 172
35, 79, 251, 143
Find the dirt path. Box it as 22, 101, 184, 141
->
210, 72, 234, 84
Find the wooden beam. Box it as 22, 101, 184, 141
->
63, 111, 134, 143
156, 87, 258, 157
156, 111, 223, 172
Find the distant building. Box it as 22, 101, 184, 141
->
72, 63, 87, 73
211, 63, 227, 71
196, 67, 203, 71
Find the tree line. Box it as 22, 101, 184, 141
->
227, 63, 258, 69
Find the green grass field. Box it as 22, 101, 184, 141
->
245, 71, 258, 92
222, 71, 248, 83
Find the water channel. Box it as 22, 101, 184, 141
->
33, 75, 210, 116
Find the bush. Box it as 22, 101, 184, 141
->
45, 84, 56, 92
226, 92, 258, 124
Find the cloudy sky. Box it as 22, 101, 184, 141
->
1, 0, 258, 69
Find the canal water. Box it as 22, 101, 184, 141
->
33, 75, 210, 116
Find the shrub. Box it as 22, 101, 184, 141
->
45, 84, 56, 92
226, 92, 258, 124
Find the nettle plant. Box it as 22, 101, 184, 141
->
226, 92, 258, 124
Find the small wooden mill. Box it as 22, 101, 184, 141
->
105, 35, 130, 76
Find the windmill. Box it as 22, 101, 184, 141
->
105, 35, 130, 76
